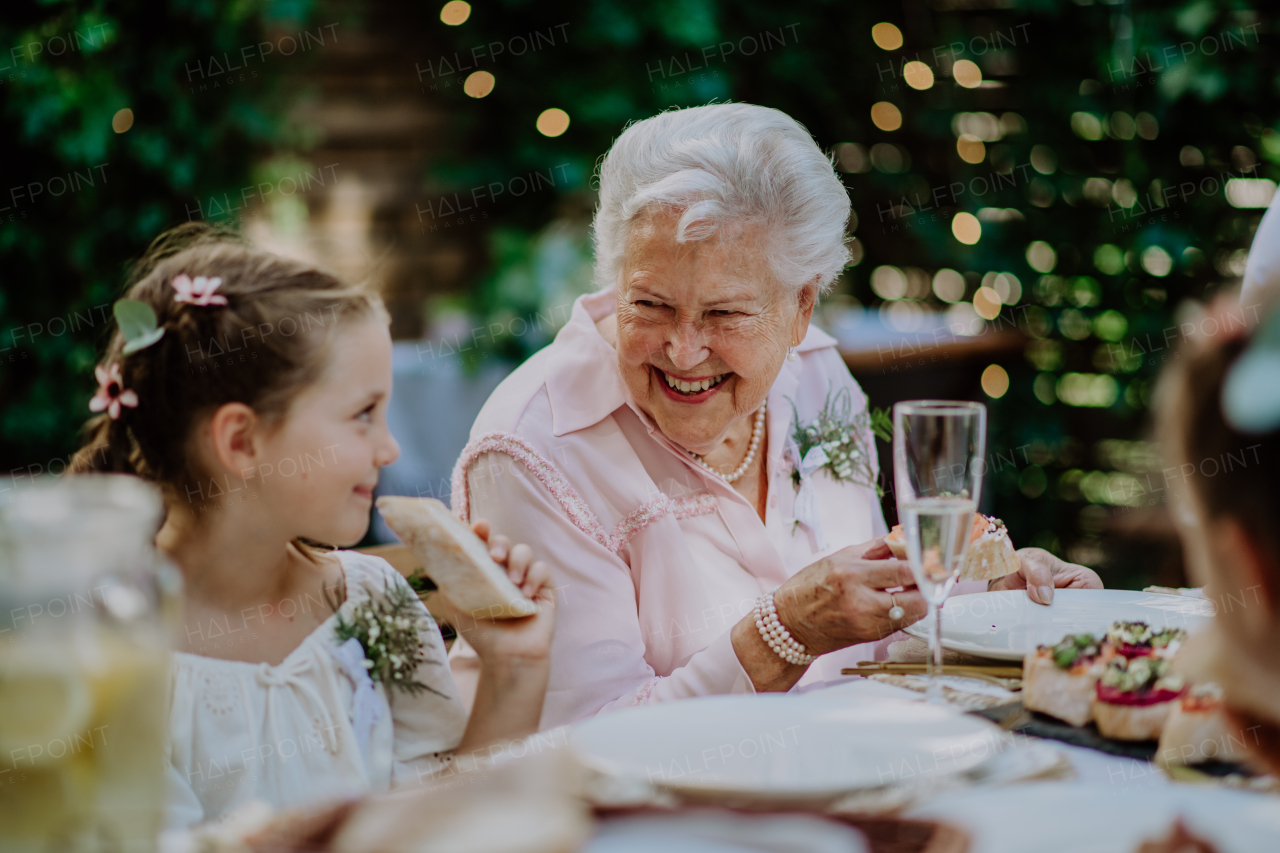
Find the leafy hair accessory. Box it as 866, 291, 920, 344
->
114, 299, 165, 355
171, 273, 227, 306
89, 363, 138, 420
90, 299, 162, 417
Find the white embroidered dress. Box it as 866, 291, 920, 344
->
450, 290, 982, 729
165, 551, 467, 828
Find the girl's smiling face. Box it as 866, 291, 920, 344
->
252, 317, 400, 546
613, 207, 815, 455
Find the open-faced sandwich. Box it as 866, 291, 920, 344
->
1157, 683, 1254, 768
1022, 633, 1108, 727
886, 513, 1020, 583
1104, 621, 1187, 659
1150, 627, 1186, 658
1092, 655, 1187, 741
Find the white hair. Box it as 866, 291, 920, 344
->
591, 102, 852, 294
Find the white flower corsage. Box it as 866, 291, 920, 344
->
328, 579, 446, 697
787, 387, 890, 549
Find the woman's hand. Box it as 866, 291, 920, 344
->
987, 547, 1103, 605
439, 519, 557, 664
772, 537, 928, 656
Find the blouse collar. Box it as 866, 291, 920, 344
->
544, 288, 839, 438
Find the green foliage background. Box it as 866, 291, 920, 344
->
416, 0, 1275, 585
0, 0, 314, 475
2, 0, 1275, 587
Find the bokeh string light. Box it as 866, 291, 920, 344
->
951, 212, 981, 245
536, 108, 570, 137
932, 269, 966, 303
463, 71, 495, 98
870, 102, 902, 132
952, 59, 982, 88
440, 1, 471, 25
903, 61, 934, 91
973, 285, 1002, 320
1026, 241, 1057, 273
956, 134, 985, 164
981, 364, 1010, 399
871, 22, 903, 51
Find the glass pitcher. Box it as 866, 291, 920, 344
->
0, 475, 178, 853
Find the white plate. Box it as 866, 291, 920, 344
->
903, 589, 1214, 661
907, 782, 1280, 853
570, 694, 1001, 804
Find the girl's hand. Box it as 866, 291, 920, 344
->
443, 519, 556, 665
448, 520, 556, 752
988, 547, 1104, 605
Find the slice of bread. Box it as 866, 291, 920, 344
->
376, 496, 537, 620
1092, 698, 1175, 741
885, 514, 1020, 582
961, 518, 1021, 582
1022, 652, 1098, 727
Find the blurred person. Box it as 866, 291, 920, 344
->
73, 225, 556, 827
449, 103, 1101, 728
1158, 294, 1280, 775
1240, 190, 1280, 318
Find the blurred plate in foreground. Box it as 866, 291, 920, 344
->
907, 781, 1280, 853
570, 694, 1000, 807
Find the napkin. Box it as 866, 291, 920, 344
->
885, 634, 1011, 667
861, 673, 1018, 711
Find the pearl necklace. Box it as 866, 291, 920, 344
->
690, 402, 766, 484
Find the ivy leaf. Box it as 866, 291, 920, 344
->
869, 407, 893, 443
114, 299, 165, 355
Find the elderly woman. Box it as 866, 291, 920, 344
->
450, 103, 1100, 728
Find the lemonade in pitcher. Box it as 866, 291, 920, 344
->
0, 476, 177, 853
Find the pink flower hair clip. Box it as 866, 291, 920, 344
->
89, 363, 139, 420
171, 273, 228, 306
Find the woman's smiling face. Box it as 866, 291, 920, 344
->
614, 208, 815, 455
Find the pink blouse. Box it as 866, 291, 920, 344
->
449, 290, 973, 729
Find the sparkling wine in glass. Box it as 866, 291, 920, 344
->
893, 400, 986, 702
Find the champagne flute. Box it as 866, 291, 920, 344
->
893, 400, 986, 703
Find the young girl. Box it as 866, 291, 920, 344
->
73, 225, 556, 828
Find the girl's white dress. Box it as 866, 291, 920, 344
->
165, 551, 467, 828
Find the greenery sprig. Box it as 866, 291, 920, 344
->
327, 579, 447, 698
405, 568, 438, 595
790, 386, 891, 496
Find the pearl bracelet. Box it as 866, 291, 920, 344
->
753, 589, 815, 666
